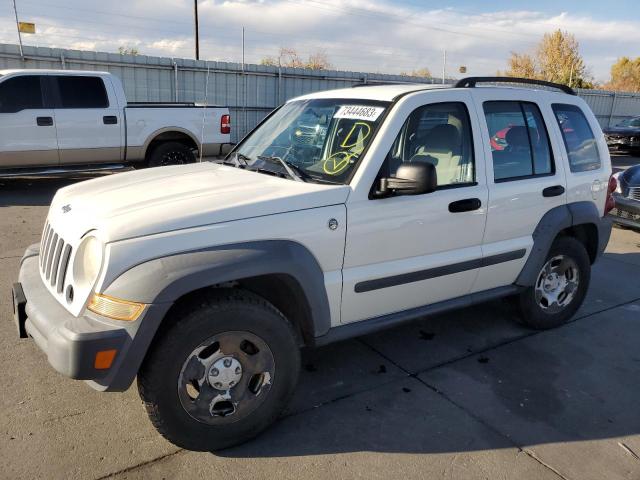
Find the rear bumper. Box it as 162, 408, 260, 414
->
14, 246, 172, 391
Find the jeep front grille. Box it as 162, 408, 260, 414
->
39, 222, 73, 293
629, 187, 640, 201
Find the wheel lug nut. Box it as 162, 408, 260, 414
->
214, 382, 222, 388
223, 358, 232, 368
211, 368, 219, 376
229, 381, 235, 386
235, 367, 241, 374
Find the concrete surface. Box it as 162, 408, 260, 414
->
1, 156, 639, 480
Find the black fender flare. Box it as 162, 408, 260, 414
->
515, 201, 611, 287
95, 241, 331, 391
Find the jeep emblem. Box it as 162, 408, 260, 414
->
61, 204, 72, 214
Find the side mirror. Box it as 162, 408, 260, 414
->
374, 163, 437, 198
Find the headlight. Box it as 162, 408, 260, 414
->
73, 236, 104, 288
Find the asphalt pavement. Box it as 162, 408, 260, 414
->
1, 156, 639, 480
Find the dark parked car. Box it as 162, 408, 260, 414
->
610, 164, 640, 230
604, 117, 640, 154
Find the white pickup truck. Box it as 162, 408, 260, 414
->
0, 69, 231, 173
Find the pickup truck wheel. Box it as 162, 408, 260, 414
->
148, 141, 196, 167
137, 289, 300, 451
516, 236, 590, 330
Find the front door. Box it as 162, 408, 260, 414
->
50, 75, 122, 165
0, 74, 59, 168
341, 91, 488, 324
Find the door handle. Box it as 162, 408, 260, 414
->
542, 185, 565, 197
36, 116, 53, 126
449, 198, 481, 213
103, 115, 118, 125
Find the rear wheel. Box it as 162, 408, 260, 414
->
516, 236, 590, 330
147, 141, 196, 167
138, 290, 300, 451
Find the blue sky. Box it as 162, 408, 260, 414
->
1, 0, 638, 82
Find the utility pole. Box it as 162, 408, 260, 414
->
442, 49, 447, 84
194, 0, 200, 60
12, 0, 24, 59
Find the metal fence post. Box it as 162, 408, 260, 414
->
608, 92, 617, 128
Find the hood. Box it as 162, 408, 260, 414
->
604, 126, 640, 135
48, 162, 350, 242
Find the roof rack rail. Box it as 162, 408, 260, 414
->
454, 76, 576, 96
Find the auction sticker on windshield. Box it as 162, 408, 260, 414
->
334, 105, 385, 121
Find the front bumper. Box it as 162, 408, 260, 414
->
13, 247, 129, 382
606, 136, 640, 149
609, 194, 640, 229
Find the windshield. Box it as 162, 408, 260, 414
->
227, 98, 389, 183
617, 117, 640, 128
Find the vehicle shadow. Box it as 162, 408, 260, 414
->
0, 175, 106, 207
213, 256, 640, 460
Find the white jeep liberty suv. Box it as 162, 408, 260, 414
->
12, 77, 615, 451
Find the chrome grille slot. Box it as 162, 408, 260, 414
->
50, 239, 64, 286
57, 244, 72, 293
629, 187, 640, 201
42, 229, 55, 273
45, 233, 59, 280
40, 223, 52, 268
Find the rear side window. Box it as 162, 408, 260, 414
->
0, 75, 44, 113
552, 104, 601, 172
483, 101, 554, 181
55, 76, 109, 108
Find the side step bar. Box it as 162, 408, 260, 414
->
0, 164, 132, 178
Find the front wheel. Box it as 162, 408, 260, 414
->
138, 290, 301, 451
516, 236, 590, 330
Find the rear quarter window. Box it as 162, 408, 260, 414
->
552, 104, 601, 173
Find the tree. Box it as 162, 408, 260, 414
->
260, 47, 331, 70
400, 67, 432, 78
605, 57, 640, 92
118, 45, 139, 56
503, 30, 592, 88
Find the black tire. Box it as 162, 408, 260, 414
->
138, 289, 301, 451
516, 236, 590, 330
147, 141, 196, 167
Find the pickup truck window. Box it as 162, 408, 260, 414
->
552, 103, 601, 173
383, 102, 475, 188
0, 75, 44, 113
54, 76, 109, 109
231, 99, 389, 184
484, 101, 554, 182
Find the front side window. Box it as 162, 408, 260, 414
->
552, 104, 601, 173
54, 76, 109, 109
484, 101, 554, 181
230, 99, 389, 184
0, 75, 44, 113
383, 102, 475, 187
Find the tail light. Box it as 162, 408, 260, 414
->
605, 175, 617, 215
220, 114, 231, 134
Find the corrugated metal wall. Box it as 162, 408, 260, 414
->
2, 43, 639, 142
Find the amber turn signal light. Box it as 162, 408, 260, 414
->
94, 349, 117, 370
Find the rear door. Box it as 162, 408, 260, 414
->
471, 90, 568, 292
50, 75, 122, 165
0, 74, 59, 167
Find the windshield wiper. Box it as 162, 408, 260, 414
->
223, 152, 252, 168
256, 156, 308, 182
